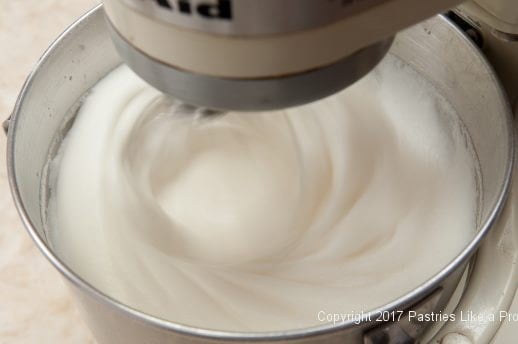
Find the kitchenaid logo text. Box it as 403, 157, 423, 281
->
151, 0, 232, 20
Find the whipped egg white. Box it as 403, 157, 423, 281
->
49, 56, 477, 331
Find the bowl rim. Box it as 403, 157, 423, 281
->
6, 4, 515, 341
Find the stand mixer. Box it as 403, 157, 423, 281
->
4, 0, 518, 343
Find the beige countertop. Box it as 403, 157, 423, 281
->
0, 2, 516, 343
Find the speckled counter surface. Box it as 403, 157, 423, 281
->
0, 2, 516, 344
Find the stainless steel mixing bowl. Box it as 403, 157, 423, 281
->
5, 5, 514, 344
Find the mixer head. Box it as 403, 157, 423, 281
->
103, 0, 463, 111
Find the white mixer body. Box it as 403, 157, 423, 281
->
102, 0, 462, 110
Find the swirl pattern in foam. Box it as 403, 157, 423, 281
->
49, 57, 477, 331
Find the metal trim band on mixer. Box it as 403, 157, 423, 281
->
106, 18, 394, 110
119, 0, 389, 36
